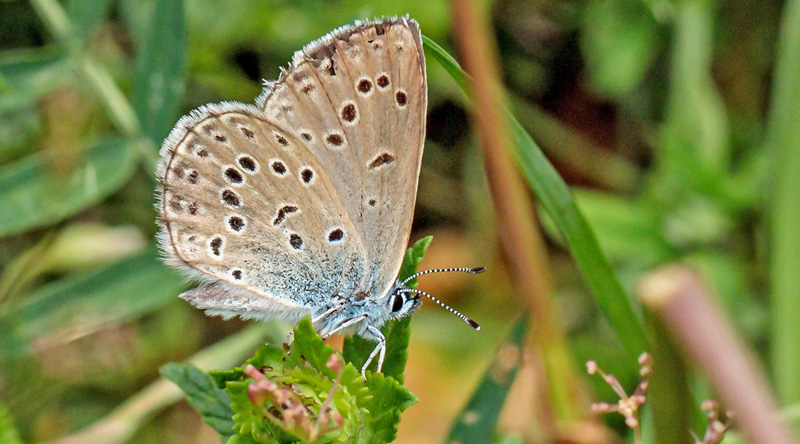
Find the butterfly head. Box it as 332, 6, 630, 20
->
384, 266, 485, 330
385, 287, 422, 321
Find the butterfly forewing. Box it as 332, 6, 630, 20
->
158, 105, 367, 317
255, 17, 427, 300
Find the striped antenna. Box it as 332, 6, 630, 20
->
400, 266, 485, 286
398, 288, 481, 330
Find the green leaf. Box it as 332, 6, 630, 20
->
423, 35, 649, 361
581, 0, 660, 97
226, 434, 260, 444
0, 46, 68, 113
0, 248, 184, 357
0, 402, 23, 444
399, 235, 433, 288
447, 316, 528, 444
571, 189, 675, 266
358, 372, 417, 443
0, 138, 137, 237
67, 0, 114, 40
662, 1, 729, 179
342, 236, 432, 382
0, 107, 42, 164
288, 314, 337, 377
161, 362, 236, 437
220, 317, 415, 443
133, 0, 187, 147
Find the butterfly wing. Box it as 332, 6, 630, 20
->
255, 17, 427, 300
157, 103, 368, 321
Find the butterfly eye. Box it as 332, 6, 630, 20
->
391, 294, 405, 313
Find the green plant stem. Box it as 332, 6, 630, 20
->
45, 324, 280, 444
644, 311, 696, 443
78, 57, 141, 141
0, 229, 59, 304
768, 0, 800, 404
28, 0, 157, 168
667, 0, 729, 176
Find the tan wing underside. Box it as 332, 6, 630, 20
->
159, 106, 367, 308
256, 18, 427, 299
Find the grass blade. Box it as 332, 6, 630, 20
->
66, 0, 114, 40
645, 312, 696, 443
0, 248, 184, 357
31, 0, 142, 139
423, 35, 649, 359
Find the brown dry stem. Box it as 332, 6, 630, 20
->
449, 0, 581, 433
638, 265, 797, 444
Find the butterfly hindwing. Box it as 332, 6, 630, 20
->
157, 104, 368, 320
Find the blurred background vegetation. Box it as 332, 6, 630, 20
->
1, 0, 799, 443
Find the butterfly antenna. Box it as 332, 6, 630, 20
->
400, 266, 485, 286
398, 288, 481, 331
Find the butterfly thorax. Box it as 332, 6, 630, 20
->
313, 279, 421, 340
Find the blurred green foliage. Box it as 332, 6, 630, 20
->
447, 315, 527, 444
1, 0, 799, 443
0, 402, 24, 444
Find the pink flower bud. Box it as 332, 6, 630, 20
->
326, 354, 345, 373
244, 364, 264, 381
248, 383, 268, 405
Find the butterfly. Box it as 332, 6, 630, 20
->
156, 16, 481, 374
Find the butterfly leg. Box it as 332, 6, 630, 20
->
321, 314, 368, 340
361, 325, 386, 376
283, 329, 295, 347
313, 303, 345, 325
283, 303, 345, 346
